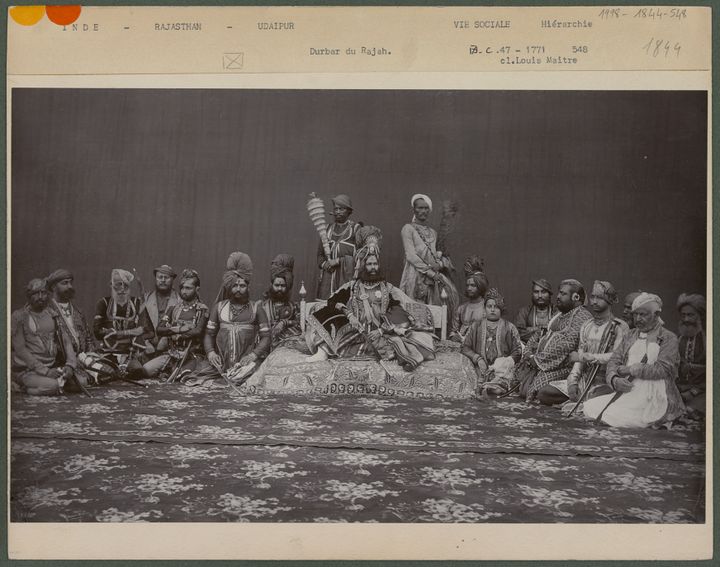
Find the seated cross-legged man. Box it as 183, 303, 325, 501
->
260, 254, 301, 351
189, 253, 271, 386
675, 293, 706, 417
537, 280, 629, 407
517, 279, 592, 403
142, 269, 209, 380
306, 226, 436, 371
11, 278, 81, 396
583, 292, 685, 428
461, 288, 522, 397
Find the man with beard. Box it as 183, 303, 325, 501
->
260, 254, 301, 350
142, 269, 209, 379
399, 194, 459, 322
46, 269, 96, 359
93, 269, 145, 354
194, 252, 271, 384
139, 264, 180, 356
11, 278, 79, 395
517, 279, 592, 402
316, 194, 361, 300
450, 256, 488, 342
583, 293, 684, 428
676, 293, 706, 416
307, 226, 436, 370
622, 291, 643, 329
514, 278, 557, 344
537, 280, 629, 406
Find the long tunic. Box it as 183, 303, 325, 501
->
51, 299, 96, 355
583, 325, 684, 427
139, 290, 180, 348
524, 305, 593, 395
93, 297, 143, 353
399, 223, 460, 333
157, 300, 209, 356
514, 304, 556, 344
259, 298, 301, 349
11, 307, 76, 377
204, 300, 271, 371
450, 301, 486, 341
316, 220, 360, 299
307, 280, 436, 368
551, 316, 628, 398
461, 318, 522, 366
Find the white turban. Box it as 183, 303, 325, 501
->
111, 268, 134, 285
411, 193, 433, 212
632, 292, 663, 312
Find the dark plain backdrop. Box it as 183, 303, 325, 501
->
11, 89, 707, 330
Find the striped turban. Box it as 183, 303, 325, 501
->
270, 254, 294, 289
592, 280, 618, 305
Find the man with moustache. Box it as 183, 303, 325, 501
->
259, 254, 301, 350
139, 264, 180, 356
622, 291, 643, 329
142, 269, 209, 379
449, 256, 488, 342
583, 293, 684, 428
316, 194, 361, 300
307, 226, 436, 370
399, 194, 459, 320
536, 280, 629, 406
676, 293, 706, 416
11, 278, 79, 395
93, 268, 145, 355
518, 279, 592, 402
514, 278, 557, 344
46, 269, 97, 359
195, 252, 271, 383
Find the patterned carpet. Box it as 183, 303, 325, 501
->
10, 381, 706, 523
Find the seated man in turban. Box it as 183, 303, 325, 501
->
399, 194, 459, 322
260, 254, 301, 350
517, 279, 592, 402
538, 280, 629, 406
93, 269, 145, 355
583, 293, 685, 428
191, 252, 271, 385
142, 269, 209, 380
307, 226, 436, 371
514, 278, 557, 344
676, 293, 706, 416
461, 288, 522, 397
316, 194, 362, 300
450, 256, 488, 342
11, 278, 80, 395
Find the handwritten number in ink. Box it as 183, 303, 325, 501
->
643, 37, 681, 58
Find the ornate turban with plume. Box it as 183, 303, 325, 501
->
485, 287, 505, 311
463, 256, 489, 296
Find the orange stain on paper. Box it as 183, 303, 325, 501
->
45, 5, 81, 25
9, 5, 46, 26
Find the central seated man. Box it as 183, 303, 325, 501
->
306, 226, 436, 371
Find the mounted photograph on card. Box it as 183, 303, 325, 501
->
6, 5, 712, 561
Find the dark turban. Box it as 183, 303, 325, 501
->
485, 288, 505, 311
46, 268, 73, 289
464, 256, 489, 296
225, 252, 253, 282
180, 268, 200, 287
26, 278, 47, 296
332, 194, 353, 210
270, 254, 294, 289
532, 278, 553, 294
677, 293, 706, 318
592, 280, 618, 305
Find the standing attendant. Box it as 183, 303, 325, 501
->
316, 194, 361, 300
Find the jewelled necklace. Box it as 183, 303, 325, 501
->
230, 302, 249, 318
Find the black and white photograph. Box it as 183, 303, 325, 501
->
8, 86, 708, 531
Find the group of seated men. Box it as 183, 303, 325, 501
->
11, 222, 706, 428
